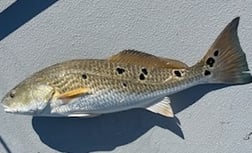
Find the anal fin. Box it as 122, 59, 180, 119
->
146, 97, 174, 117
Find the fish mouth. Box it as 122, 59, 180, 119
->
1, 103, 42, 115
2, 105, 18, 113
2, 104, 28, 114
1, 98, 15, 113
2, 106, 35, 115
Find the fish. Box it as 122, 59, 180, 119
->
1, 17, 252, 117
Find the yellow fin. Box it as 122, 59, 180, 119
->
55, 87, 90, 99
108, 50, 188, 69
146, 97, 174, 118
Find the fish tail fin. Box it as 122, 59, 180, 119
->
196, 17, 252, 84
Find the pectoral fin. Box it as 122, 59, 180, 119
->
146, 97, 174, 117
55, 87, 90, 99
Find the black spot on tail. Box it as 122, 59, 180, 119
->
214, 50, 219, 56
206, 57, 215, 67
204, 70, 211, 76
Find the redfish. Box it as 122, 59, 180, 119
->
1, 17, 251, 117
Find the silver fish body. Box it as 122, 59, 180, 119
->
50, 60, 203, 115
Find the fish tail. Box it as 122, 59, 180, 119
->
195, 17, 252, 84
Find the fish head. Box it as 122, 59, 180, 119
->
1, 80, 55, 115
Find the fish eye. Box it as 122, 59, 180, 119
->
9, 90, 16, 98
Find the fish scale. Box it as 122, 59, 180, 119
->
1, 17, 252, 117
31, 59, 176, 94
53, 67, 204, 114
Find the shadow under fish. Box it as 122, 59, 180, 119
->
32, 83, 228, 153
32, 110, 181, 153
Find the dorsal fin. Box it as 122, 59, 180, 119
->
108, 50, 188, 69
